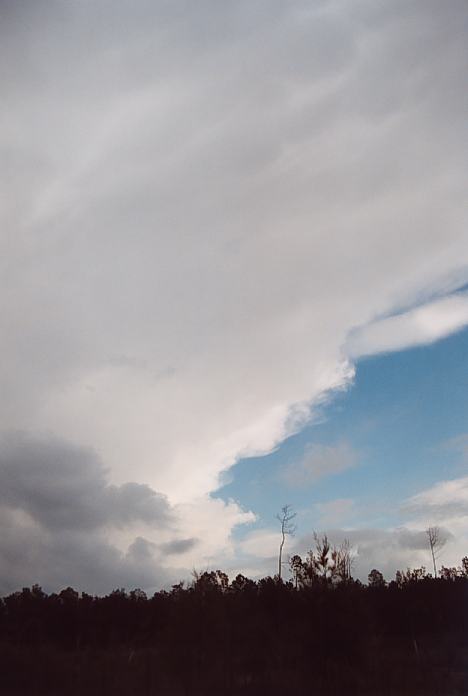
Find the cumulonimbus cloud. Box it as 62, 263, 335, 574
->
0, 1, 467, 589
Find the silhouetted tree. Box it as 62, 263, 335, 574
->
289, 554, 303, 589
0, 555, 466, 695
230, 574, 256, 594
192, 569, 229, 594
368, 568, 386, 588
440, 565, 459, 581
395, 566, 428, 586
289, 534, 354, 588
332, 538, 353, 581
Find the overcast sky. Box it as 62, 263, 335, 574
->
1, 0, 467, 592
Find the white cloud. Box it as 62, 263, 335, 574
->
237, 529, 280, 560
0, 2, 467, 587
172, 496, 256, 570
347, 294, 468, 358
397, 475, 468, 572
403, 476, 468, 522
291, 526, 456, 581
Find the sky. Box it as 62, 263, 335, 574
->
0, 0, 467, 593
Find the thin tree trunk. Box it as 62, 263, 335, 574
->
431, 545, 437, 578
278, 530, 285, 579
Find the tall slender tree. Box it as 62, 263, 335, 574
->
426, 526, 446, 578
276, 504, 296, 580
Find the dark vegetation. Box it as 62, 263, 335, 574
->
1, 547, 467, 695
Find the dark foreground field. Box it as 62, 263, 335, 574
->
1, 569, 467, 695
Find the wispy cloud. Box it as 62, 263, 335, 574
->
443, 433, 468, 467
283, 442, 358, 487
402, 476, 468, 521
315, 498, 355, 527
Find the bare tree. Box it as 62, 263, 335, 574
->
426, 526, 446, 578
333, 538, 353, 582
276, 504, 296, 580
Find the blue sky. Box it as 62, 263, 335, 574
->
217, 325, 468, 575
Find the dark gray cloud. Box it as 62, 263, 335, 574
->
0, 432, 182, 594
0, 512, 169, 595
160, 538, 198, 556
0, 432, 172, 531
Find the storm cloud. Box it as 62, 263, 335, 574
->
0, 433, 177, 593
0, 1, 467, 589
0, 433, 173, 531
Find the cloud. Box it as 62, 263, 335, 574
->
283, 443, 357, 486
1, 1, 467, 506
315, 498, 355, 526
402, 476, 468, 521
232, 469, 468, 581
443, 433, 468, 467
0, 433, 173, 592
0, 504, 169, 595
347, 294, 468, 358
234, 523, 453, 582
293, 526, 455, 581
237, 529, 280, 561
160, 538, 198, 556
0, 432, 173, 531
0, 2, 467, 586
0, 432, 252, 593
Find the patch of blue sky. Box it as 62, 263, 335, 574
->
216, 325, 468, 538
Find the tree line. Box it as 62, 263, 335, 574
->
1, 542, 467, 695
